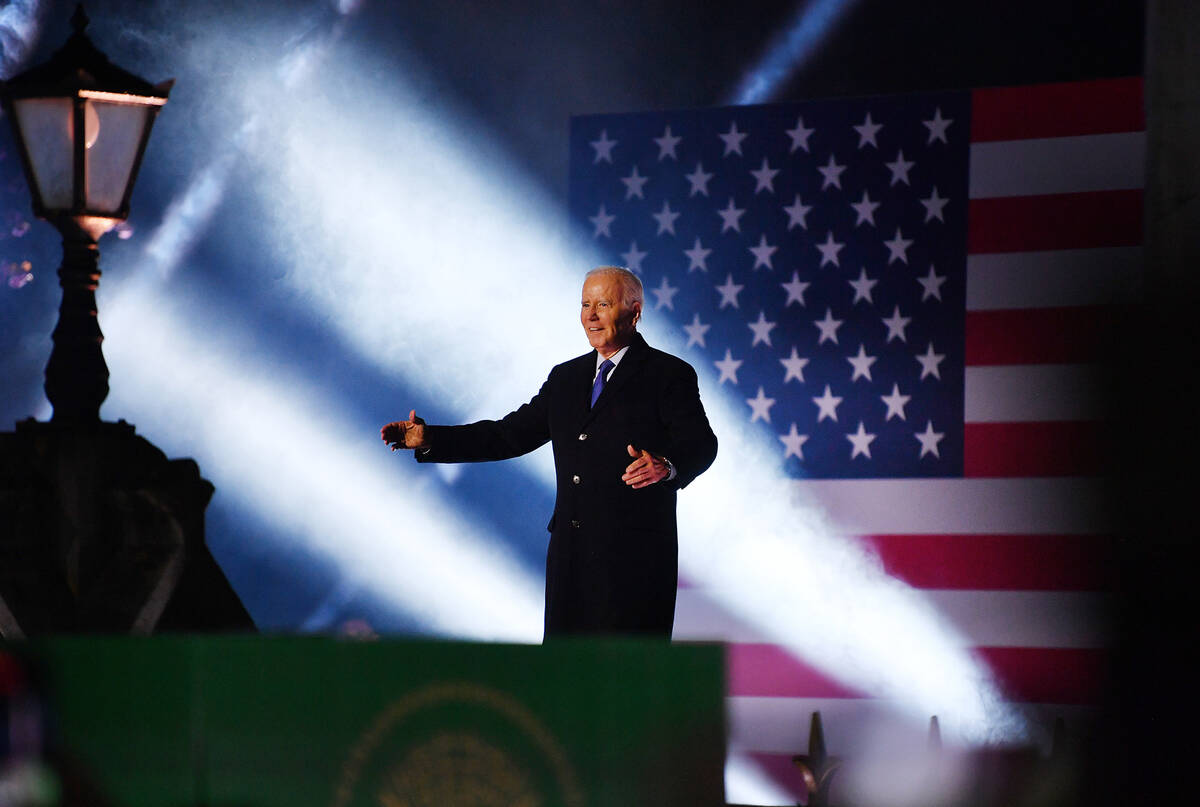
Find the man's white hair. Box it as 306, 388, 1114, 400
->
585, 265, 644, 309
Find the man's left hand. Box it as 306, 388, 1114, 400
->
622, 444, 669, 489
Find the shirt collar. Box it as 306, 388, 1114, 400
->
595, 344, 630, 377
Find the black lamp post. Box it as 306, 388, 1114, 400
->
1, 4, 171, 423
0, 7, 252, 637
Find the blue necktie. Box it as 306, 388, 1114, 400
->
590, 359, 614, 408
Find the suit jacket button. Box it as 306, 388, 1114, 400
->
572, 474, 581, 484
570, 520, 581, 528
578, 433, 588, 440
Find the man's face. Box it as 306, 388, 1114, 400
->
581, 273, 640, 357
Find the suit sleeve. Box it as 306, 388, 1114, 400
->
657, 362, 718, 490
416, 378, 552, 464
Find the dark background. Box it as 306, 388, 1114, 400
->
4, 1, 1176, 802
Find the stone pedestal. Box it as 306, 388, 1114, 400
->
0, 418, 253, 636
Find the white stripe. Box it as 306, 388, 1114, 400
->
964, 364, 1107, 423
674, 588, 769, 643
727, 696, 1098, 755
923, 590, 1107, 648
966, 247, 1143, 310
968, 132, 1144, 198
792, 477, 1108, 534
675, 589, 1106, 648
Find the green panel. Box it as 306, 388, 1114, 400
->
31, 637, 203, 803
18, 637, 725, 807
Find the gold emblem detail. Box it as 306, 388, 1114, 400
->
376, 731, 540, 807
334, 683, 582, 807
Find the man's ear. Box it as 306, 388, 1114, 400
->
632, 301, 642, 324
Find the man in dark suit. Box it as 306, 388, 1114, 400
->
381, 266, 717, 638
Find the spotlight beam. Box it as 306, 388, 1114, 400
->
729, 0, 863, 105
103, 279, 544, 642
0, 0, 43, 80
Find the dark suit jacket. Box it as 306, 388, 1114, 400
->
417, 332, 717, 637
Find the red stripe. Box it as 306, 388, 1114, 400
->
965, 306, 1123, 365
727, 644, 1107, 704
863, 534, 1115, 591
978, 647, 1108, 705
967, 190, 1143, 254
728, 644, 867, 698
970, 77, 1144, 142
963, 421, 1110, 477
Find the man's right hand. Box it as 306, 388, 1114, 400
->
381, 410, 429, 451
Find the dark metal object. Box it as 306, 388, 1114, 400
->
0, 4, 172, 422
43, 219, 107, 421
792, 711, 842, 807
929, 714, 942, 750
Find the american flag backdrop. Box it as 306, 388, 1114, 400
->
568, 77, 1140, 801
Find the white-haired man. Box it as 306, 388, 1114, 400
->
382, 266, 717, 638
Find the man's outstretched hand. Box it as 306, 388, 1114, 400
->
381, 410, 429, 451
622, 443, 669, 488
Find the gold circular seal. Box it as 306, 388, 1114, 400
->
333, 683, 583, 807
